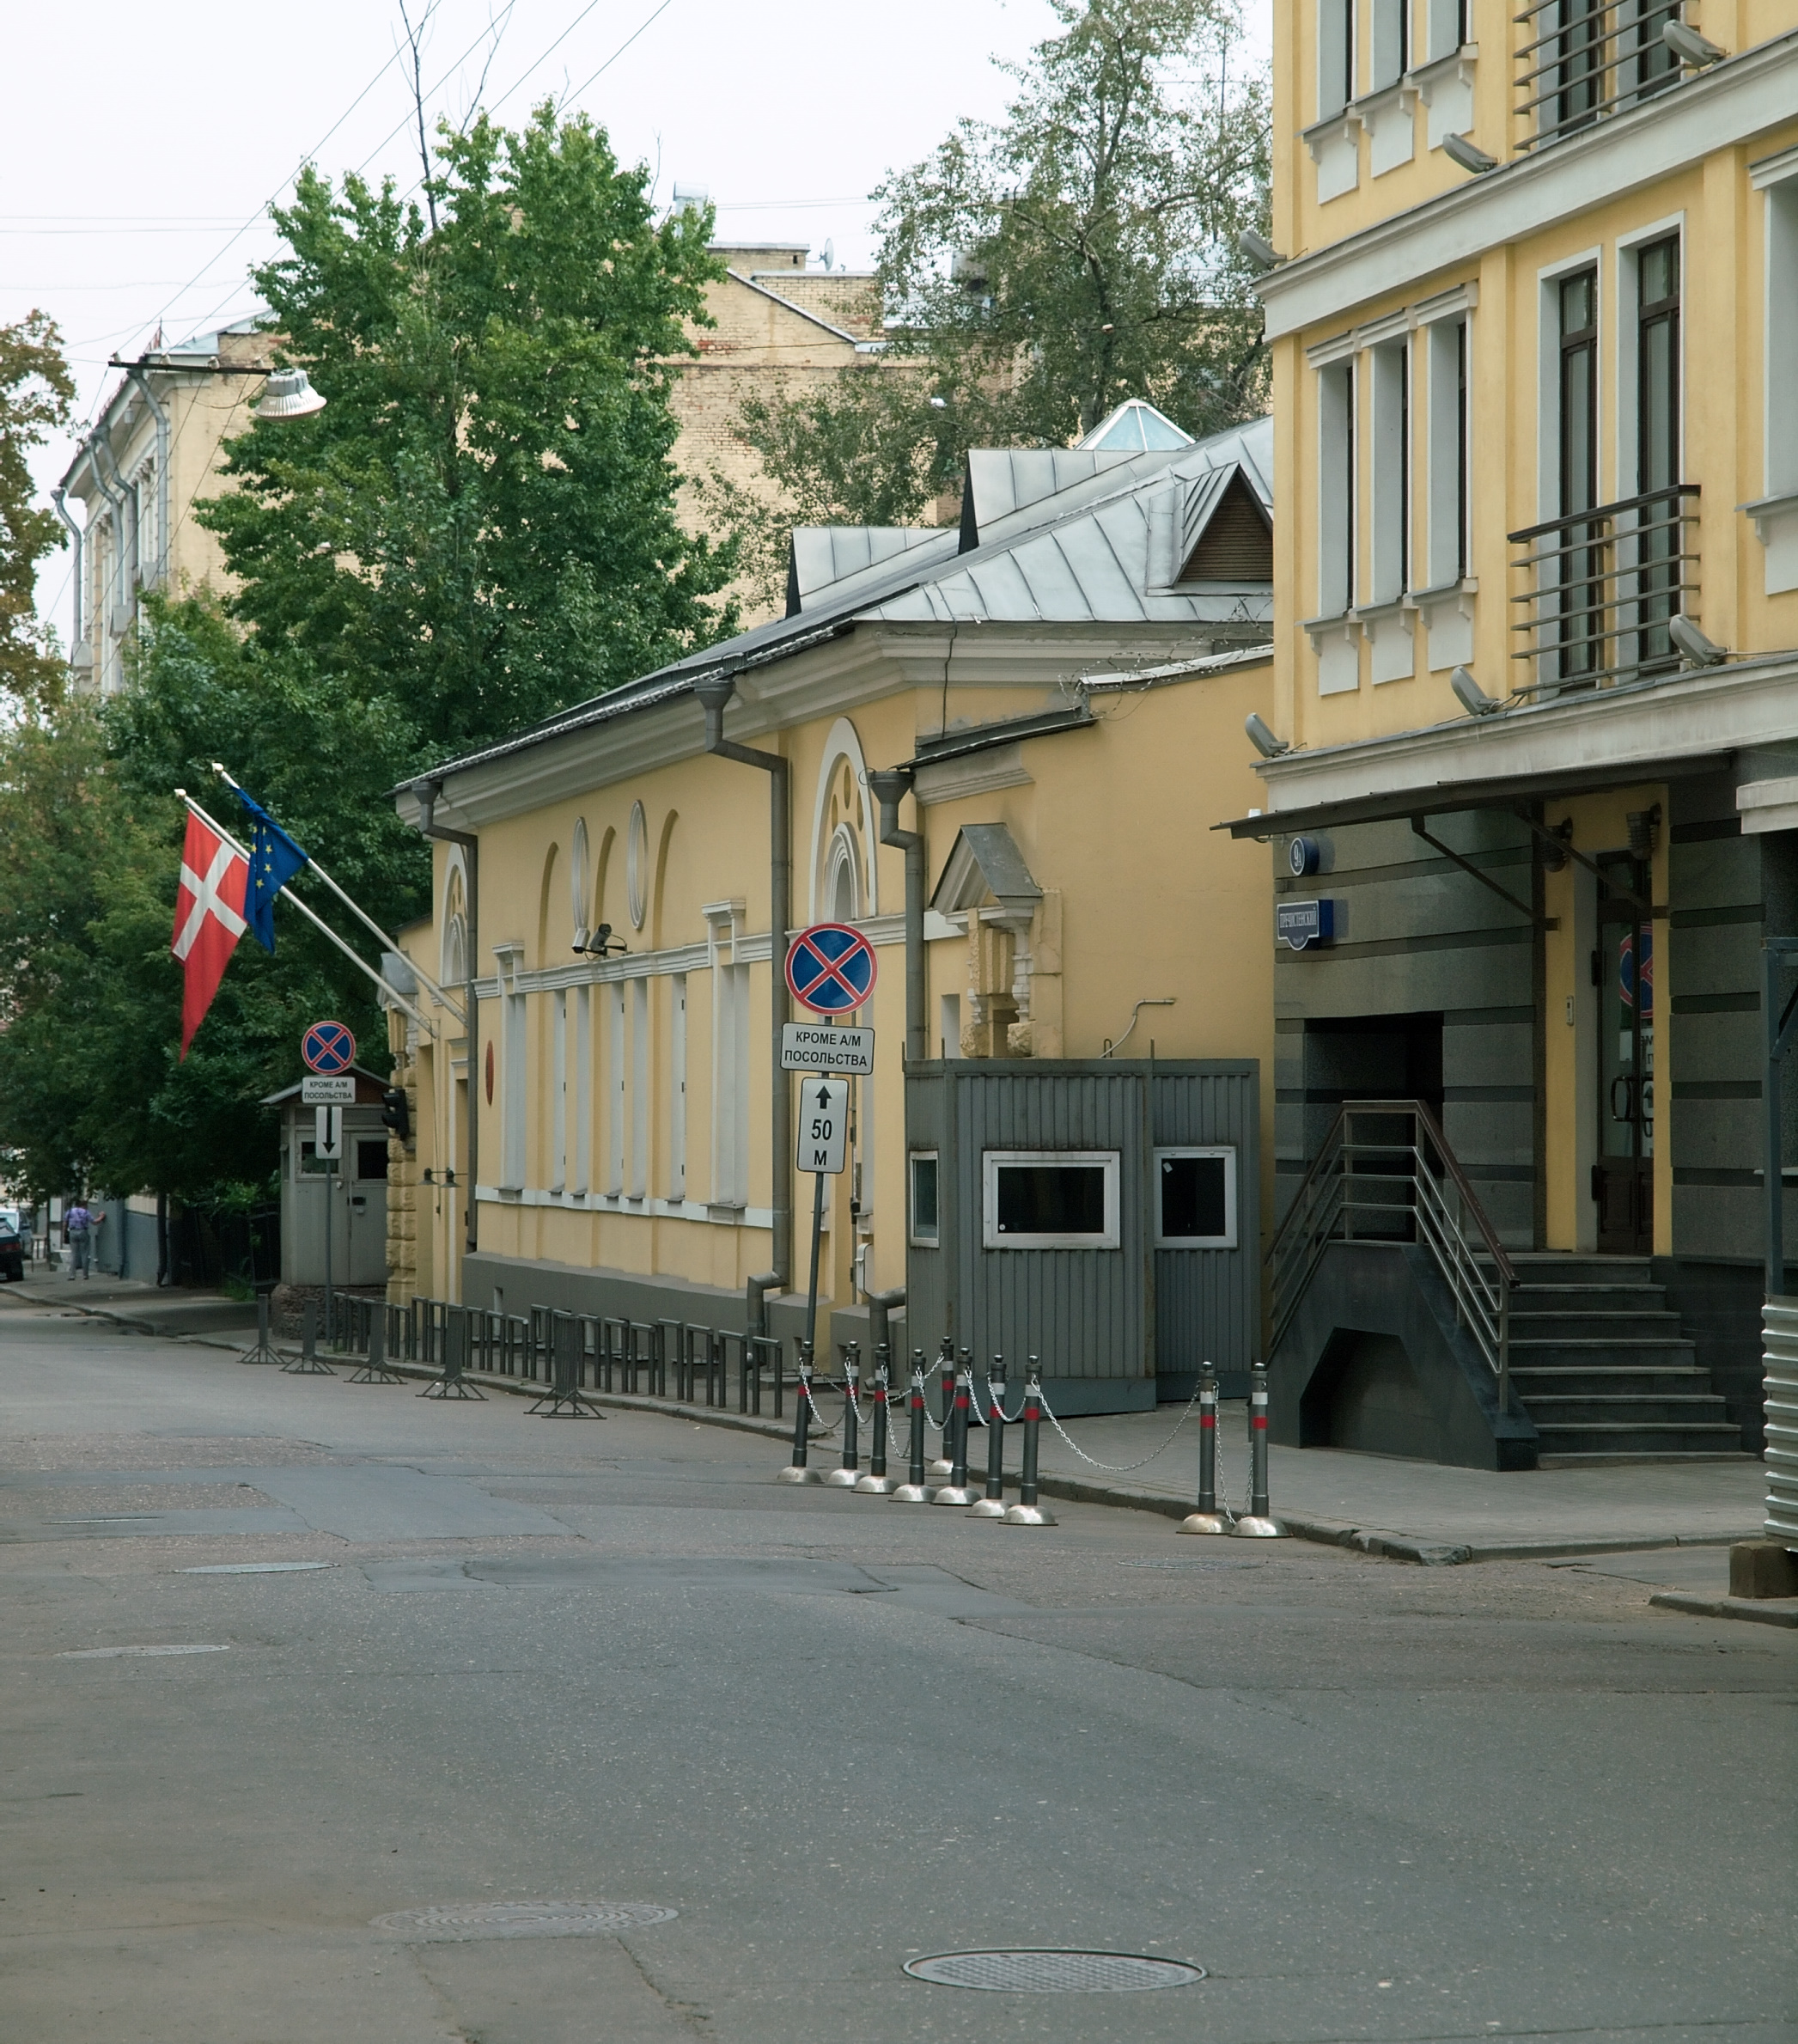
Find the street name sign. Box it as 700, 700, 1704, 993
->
795, 1079, 850, 1174
302, 1019, 357, 1073
301, 1075, 356, 1104
781, 1022, 875, 1075
784, 924, 877, 1015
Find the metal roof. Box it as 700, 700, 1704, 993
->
408, 411, 1273, 790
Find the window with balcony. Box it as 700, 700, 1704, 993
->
1511, 257, 1697, 693
1516, 0, 1679, 152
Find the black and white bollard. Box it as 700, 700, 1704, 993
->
930, 1361, 978, 1506
892, 1359, 933, 1503
778, 1348, 823, 1484
823, 1346, 862, 1487
1179, 1366, 1230, 1535
926, 1335, 956, 1480
1002, 1362, 1056, 1527
856, 1347, 899, 1494
969, 1355, 1009, 1519
1232, 1364, 1285, 1537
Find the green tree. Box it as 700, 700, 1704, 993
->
202, 105, 739, 753
0, 312, 75, 705
715, 0, 1270, 602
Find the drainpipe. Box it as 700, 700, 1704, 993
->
869, 766, 927, 1064
412, 780, 479, 1261
867, 1284, 905, 1363
692, 674, 792, 1290
124, 365, 171, 589
88, 434, 131, 669
51, 487, 82, 666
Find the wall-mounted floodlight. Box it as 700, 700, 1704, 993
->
1450, 665, 1504, 717
1238, 229, 1286, 272
1669, 614, 1726, 666
1245, 712, 1290, 759
1442, 132, 1499, 174
253, 367, 326, 420
1663, 21, 1726, 64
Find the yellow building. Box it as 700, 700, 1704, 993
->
389, 406, 1280, 1407
1241, 0, 1796, 1462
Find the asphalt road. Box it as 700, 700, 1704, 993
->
2, 1299, 1792, 2044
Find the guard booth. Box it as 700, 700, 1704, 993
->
263, 1065, 392, 1291
905, 1059, 1260, 1413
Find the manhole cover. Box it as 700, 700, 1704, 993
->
904, 1950, 1204, 1992
371, 1901, 675, 1942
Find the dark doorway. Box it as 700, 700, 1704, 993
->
1595, 855, 1654, 1254
1303, 1011, 1444, 1120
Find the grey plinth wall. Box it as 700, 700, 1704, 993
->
904, 1059, 1260, 1414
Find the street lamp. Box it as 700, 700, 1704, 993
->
253, 366, 327, 419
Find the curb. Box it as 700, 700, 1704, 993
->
1649, 1590, 1798, 1629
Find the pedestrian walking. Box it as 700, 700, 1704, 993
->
64, 1200, 93, 1280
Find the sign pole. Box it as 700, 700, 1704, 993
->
323, 1152, 334, 1347
804, 1165, 827, 1364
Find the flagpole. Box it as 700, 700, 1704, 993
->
174, 791, 438, 1038
210, 764, 467, 1028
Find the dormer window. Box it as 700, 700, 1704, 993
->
1178, 472, 1274, 583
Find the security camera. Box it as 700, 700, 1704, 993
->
1238, 229, 1285, 272
1669, 614, 1726, 666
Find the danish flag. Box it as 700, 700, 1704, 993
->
171, 809, 249, 1059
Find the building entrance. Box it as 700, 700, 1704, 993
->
1594, 855, 1654, 1254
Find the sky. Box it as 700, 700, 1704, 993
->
6, 0, 1271, 639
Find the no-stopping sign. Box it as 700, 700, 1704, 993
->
784, 924, 877, 1016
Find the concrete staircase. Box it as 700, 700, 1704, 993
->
1495, 1255, 1745, 1463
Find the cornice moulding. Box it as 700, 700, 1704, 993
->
1259, 34, 1798, 339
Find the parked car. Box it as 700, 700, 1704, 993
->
0, 1217, 23, 1283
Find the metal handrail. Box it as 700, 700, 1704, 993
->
1269, 1100, 1515, 1412
1507, 482, 1698, 693
1513, 0, 1680, 149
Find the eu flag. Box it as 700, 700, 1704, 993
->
235, 790, 310, 953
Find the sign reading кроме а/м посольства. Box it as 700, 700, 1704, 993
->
780, 1023, 875, 1075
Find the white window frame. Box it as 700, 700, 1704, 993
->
1152, 1146, 1239, 1250
1368, 336, 1411, 607
668, 973, 687, 1201
1424, 313, 1469, 589
572, 985, 591, 1195
909, 1150, 941, 1248
550, 989, 567, 1193
1536, 246, 1605, 522
1317, 357, 1356, 618
981, 1150, 1121, 1251
1613, 213, 1685, 500
1318, 0, 1355, 118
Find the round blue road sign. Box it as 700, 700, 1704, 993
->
784, 924, 878, 1016
302, 1019, 357, 1074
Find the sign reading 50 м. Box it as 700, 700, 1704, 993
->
796, 1079, 850, 1174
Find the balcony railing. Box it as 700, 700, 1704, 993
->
1514, 0, 1680, 150
1508, 481, 1698, 696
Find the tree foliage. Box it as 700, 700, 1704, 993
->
0, 311, 75, 705
716, 0, 1270, 603
0, 109, 731, 1205
202, 106, 739, 752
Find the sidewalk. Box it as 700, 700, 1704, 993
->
1020, 1400, 1766, 1565
0, 1273, 259, 1342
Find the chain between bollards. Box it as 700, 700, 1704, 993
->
968, 1355, 1009, 1518
1001, 1359, 1056, 1526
